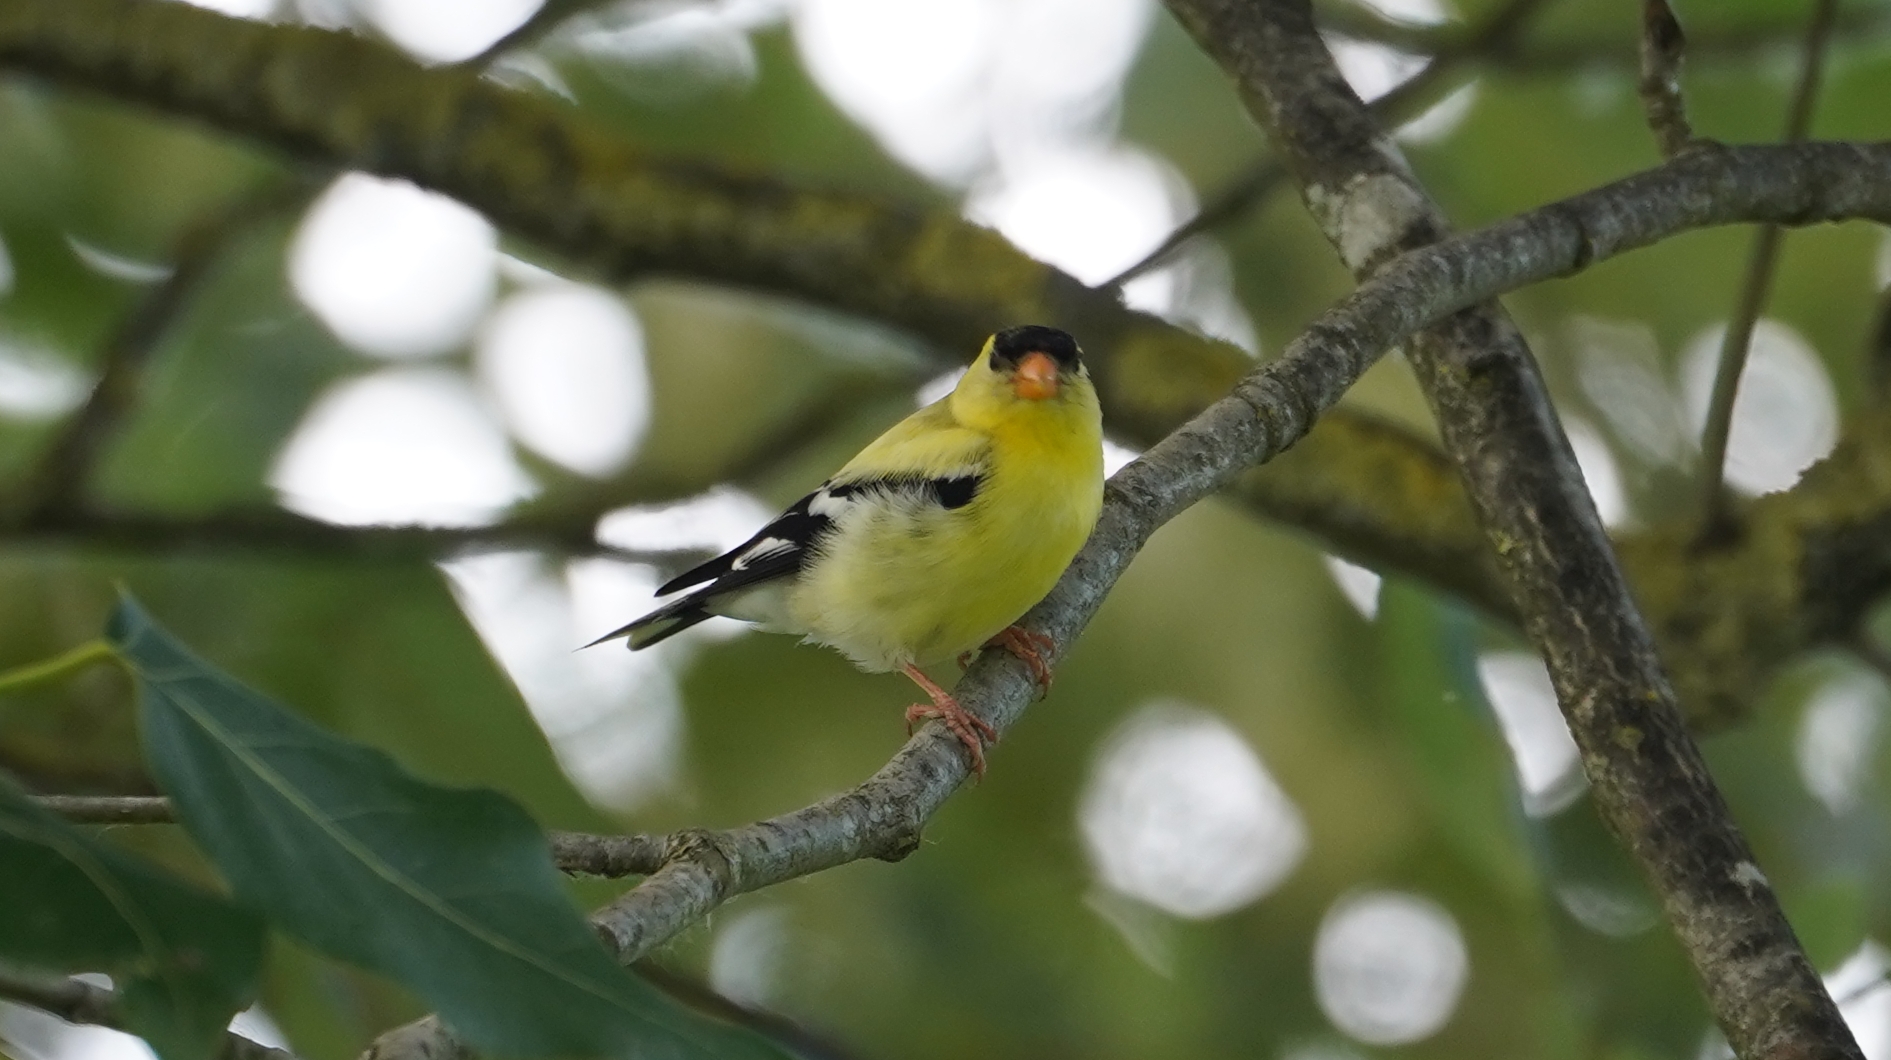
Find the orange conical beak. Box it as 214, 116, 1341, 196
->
1012, 350, 1061, 400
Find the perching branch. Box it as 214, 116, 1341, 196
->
363, 138, 1891, 1060
1161, 1, 1861, 1058
0, 963, 295, 1060
1694, 0, 1839, 536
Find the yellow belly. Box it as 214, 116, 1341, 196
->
788, 459, 1102, 672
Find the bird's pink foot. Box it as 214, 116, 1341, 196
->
986, 625, 1057, 696
900, 663, 997, 779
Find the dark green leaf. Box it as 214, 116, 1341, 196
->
0, 776, 263, 1060
108, 593, 787, 1060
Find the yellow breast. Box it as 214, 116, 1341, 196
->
787, 374, 1104, 672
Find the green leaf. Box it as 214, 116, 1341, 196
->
0, 776, 264, 1060
108, 593, 787, 1060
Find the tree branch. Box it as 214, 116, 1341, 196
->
0, 963, 295, 1060
1161, 1, 1863, 1057
362, 139, 1891, 1059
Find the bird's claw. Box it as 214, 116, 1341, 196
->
986, 625, 1057, 697
903, 698, 998, 780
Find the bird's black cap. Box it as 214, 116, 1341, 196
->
991, 325, 1082, 370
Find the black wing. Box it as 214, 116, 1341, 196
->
585, 471, 984, 651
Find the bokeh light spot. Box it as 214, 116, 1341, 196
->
444, 553, 685, 810
966, 147, 1184, 289
0, 338, 87, 420
1565, 417, 1630, 528
1476, 651, 1585, 816
597, 487, 777, 557
1314, 890, 1468, 1046
1682, 319, 1837, 496
270, 368, 535, 526
180, 0, 276, 16
1796, 671, 1884, 816
1080, 703, 1307, 919
1322, 556, 1382, 620
1571, 315, 1689, 467
361, 0, 543, 63
707, 907, 790, 1009
477, 284, 650, 477
290, 174, 497, 359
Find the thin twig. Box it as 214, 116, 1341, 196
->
1639, 0, 1696, 157
0, 963, 295, 1060
1695, 0, 1839, 537
15, 178, 318, 521
1105, 0, 1553, 289
28, 795, 172, 825
35, 795, 669, 877
1104, 160, 1291, 288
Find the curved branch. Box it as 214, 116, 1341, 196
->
365, 140, 1891, 1059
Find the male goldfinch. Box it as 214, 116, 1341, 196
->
590, 325, 1105, 777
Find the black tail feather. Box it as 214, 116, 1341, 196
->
582, 596, 716, 651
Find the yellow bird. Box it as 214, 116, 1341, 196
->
590, 325, 1105, 776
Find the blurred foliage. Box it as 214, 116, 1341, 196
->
1, 0, 1889, 1058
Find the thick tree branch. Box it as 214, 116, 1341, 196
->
0, 963, 294, 1060
1162, 1, 1864, 1058
364, 140, 1891, 1059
